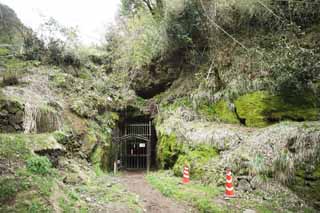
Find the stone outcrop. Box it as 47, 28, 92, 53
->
0, 98, 24, 132
156, 108, 320, 209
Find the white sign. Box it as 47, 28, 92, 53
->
139, 143, 146, 148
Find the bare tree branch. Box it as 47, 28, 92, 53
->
142, 0, 154, 14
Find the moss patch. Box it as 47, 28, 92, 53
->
198, 100, 239, 123
235, 91, 319, 127
292, 164, 320, 209
157, 133, 184, 169
91, 145, 106, 176
173, 145, 218, 179
0, 47, 10, 56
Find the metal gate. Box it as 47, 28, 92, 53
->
112, 122, 152, 171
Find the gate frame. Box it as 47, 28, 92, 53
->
112, 121, 152, 172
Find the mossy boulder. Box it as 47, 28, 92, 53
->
81, 133, 98, 157
292, 164, 320, 209
234, 91, 319, 127
90, 144, 110, 175
0, 97, 24, 133
198, 100, 238, 123
173, 145, 218, 179
157, 133, 184, 169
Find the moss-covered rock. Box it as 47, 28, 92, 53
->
292, 164, 320, 209
173, 145, 218, 179
90, 144, 108, 175
81, 133, 98, 157
0, 97, 24, 133
157, 133, 184, 169
198, 100, 238, 123
235, 91, 319, 127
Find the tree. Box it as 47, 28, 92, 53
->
120, 0, 163, 16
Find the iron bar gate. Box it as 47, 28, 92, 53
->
112, 121, 152, 171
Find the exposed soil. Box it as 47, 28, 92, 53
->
119, 171, 194, 213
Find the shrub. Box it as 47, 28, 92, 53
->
173, 145, 218, 179
116, 9, 168, 69
270, 41, 320, 99
23, 31, 45, 60
0, 178, 20, 203
26, 156, 52, 175
157, 133, 184, 169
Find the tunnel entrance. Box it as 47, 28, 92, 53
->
112, 110, 157, 171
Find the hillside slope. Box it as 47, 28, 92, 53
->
0, 1, 320, 212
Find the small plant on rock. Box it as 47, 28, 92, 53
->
26, 156, 52, 175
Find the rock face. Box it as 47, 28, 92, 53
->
0, 3, 25, 44
130, 52, 186, 99
0, 98, 24, 132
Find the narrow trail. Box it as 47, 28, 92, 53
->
119, 172, 194, 213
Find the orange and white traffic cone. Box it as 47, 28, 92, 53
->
224, 168, 235, 199
182, 165, 190, 184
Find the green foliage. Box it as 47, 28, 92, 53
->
173, 145, 218, 179
0, 177, 28, 203
2, 58, 29, 69
118, 9, 168, 69
26, 156, 52, 175
157, 133, 183, 169
71, 93, 110, 118
0, 134, 30, 161
235, 91, 319, 127
46, 38, 65, 65
23, 31, 45, 60
165, 0, 204, 48
53, 130, 70, 145
91, 145, 106, 176
270, 41, 320, 99
50, 72, 75, 89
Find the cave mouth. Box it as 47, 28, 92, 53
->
135, 82, 173, 99
112, 108, 158, 171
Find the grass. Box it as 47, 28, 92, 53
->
0, 133, 57, 212
0, 134, 31, 161
146, 171, 226, 212
0, 168, 56, 212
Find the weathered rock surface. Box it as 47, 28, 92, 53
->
0, 98, 24, 132
130, 52, 186, 99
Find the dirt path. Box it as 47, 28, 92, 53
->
119, 172, 194, 213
